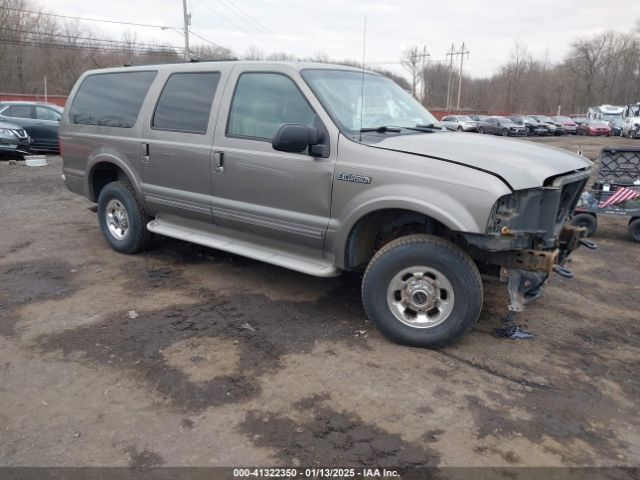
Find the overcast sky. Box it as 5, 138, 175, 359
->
43, 0, 639, 78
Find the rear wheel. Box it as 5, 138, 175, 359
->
362, 235, 483, 349
629, 218, 640, 243
479, 127, 485, 134
97, 181, 153, 254
502, 128, 509, 137
571, 212, 597, 237
457, 126, 463, 131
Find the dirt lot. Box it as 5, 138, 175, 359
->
1, 135, 639, 469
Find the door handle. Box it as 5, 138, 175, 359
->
141, 143, 150, 163
213, 151, 224, 174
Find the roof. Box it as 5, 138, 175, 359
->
81, 60, 373, 76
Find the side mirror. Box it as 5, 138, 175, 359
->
272, 124, 323, 155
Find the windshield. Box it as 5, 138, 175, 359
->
601, 113, 621, 120
554, 116, 572, 122
457, 115, 472, 121
302, 69, 439, 134
590, 120, 609, 126
536, 115, 553, 122
497, 117, 515, 125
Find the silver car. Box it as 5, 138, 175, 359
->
440, 114, 479, 132
60, 61, 593, 348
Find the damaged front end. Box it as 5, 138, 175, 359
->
462, 168, 595, 312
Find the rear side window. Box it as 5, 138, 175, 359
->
8, 105, 34, 118
69, 71, 156, 128
227, 73, 316, 140
152, 72, 220, 134
36, 106, 61, 121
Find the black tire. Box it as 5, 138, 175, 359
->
502, 128, 509, 137
479, 127, 484, 134
97, 181, 153, 254
629, 218, 640, 243
362, 234, 483, 349
571, 212, 597, 237
457, 126, 463, 132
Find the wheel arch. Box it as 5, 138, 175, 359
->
338, 203, 468, 271
85, 154, 141, 203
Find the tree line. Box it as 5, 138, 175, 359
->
1, 0, 639, 116
410, 22, 640, 114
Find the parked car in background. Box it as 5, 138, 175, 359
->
620, 117, 640, 139
508, 115, 548, 136
577, 119, 612, 136
528, 115, 564, 135
479, 116, 527, 136
0, 101, 63, 152
571, 116, 588, 125
440, 115, 479, 132
551, 116, 578, 135
609, 118, 625, 136
0, 120, 31, 158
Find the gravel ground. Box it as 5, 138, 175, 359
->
0, 135, 639, 468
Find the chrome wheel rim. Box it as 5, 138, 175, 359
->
105, 199, 129, 240
386, 266, 455, 329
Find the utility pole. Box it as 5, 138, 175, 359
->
445, 44, 455, 111
182, 0, 191, 61
410, 47, 430, 103
420, 45, 430, 104
456, 41, 469, 111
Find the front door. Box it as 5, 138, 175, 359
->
141, 70, 225, 222
211, 66, 336, 254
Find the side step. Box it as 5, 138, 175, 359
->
147, 217, 340, 278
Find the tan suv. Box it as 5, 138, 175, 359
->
60, 61, 593, 348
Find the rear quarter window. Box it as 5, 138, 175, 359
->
69, 71, 157, 128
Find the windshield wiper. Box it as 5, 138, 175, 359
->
414, 123, 442, 130
359, 126, 402, 133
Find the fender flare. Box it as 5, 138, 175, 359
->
85, 151, 142, 202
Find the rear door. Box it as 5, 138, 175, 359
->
140, 68, 227, 222
34, 105, 62, 150
210, 65, 337, 253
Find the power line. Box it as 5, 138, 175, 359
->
1, 27, 183, 50
215, 0, 307, 56
2, 6, 181, 30
4, 5, 229, 55
0, 38, 182, 56
193, 0, 301, 57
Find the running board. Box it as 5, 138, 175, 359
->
147, 218, 340, 277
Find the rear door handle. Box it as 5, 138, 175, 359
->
141, 143, 150, 163
213, 151, 224, 174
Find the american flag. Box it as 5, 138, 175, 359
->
598, 186, 640, 208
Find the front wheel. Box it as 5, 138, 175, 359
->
362, 235, 483, 349
502, 128, 509, 137
571, 212, 597, 237
97, 181, 153, 254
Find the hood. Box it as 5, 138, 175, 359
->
0, 121, 22, 130
370, 132, 592, 191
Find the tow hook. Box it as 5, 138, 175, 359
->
553, 265, 574, 278
579, 238, 597, 250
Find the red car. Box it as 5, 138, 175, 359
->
577, 119, 611, 136
552, 115, 578, 134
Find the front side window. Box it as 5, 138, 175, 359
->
302, 69, 438, 135
153, 72, 220, 134
9, 105, 34, 119
227, 73, 316, 140
36, 106, 61, 121
69, 71, 157, 128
